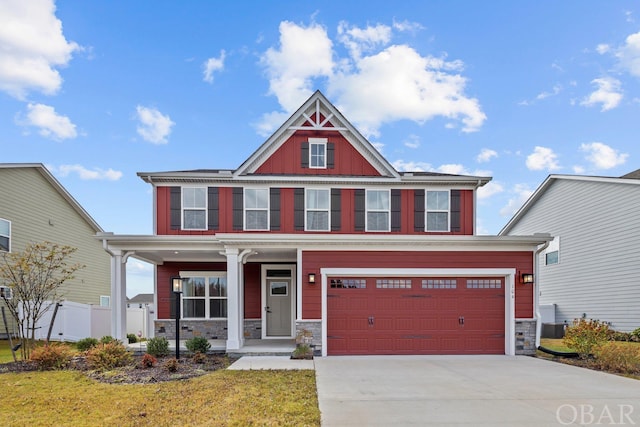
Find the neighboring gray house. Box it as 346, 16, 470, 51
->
0, 163, 111, 337
500, 171, 640, 332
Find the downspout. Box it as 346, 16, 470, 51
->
534, 239, 550, 348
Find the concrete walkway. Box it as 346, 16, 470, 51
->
314, 355, 640, 426
228, 355, 314, 370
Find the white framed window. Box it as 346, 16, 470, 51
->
244, 188, 269, 230
180, 272, 227, 319
309, 138, 327, 169
426, 190, 450, 231
100, 296, 110, 307
0, 286, 12, 300
305, 189, 330, 231
545, 236, 560, 265
0, 218, 10, 252
182, 187, 207, 230
366, 189, 390, 231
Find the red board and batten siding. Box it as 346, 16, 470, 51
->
157, 186, 475, 236
301, 250, 534, 319
254, 130, 381, 176
156, 262, 262, 320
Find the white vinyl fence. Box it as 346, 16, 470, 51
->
126, 304, 154, 339
30, 300, 111, 342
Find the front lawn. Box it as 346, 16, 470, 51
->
0, 368, 320, 426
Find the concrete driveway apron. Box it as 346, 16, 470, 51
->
314, 355, 640, 426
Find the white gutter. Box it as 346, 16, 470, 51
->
534, 239, 551, 348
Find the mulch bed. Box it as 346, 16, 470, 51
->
0, 354, 238, 384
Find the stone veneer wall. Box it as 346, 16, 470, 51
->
155, 319, 264, 341
515, 319, 537, 355
296, 320, 322, 355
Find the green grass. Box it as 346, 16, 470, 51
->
0, 339, 20, 363
0, 368, 320, 426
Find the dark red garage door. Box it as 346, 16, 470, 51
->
327, 277, 505, 355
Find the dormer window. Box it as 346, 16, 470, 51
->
309, 138, 327, 169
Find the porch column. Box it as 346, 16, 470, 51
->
110, 251, 128, 341
225, 248, 242, 350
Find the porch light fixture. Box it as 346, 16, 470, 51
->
521, 273, 534, 284
308, 273, 316, 284
172, 277, 183, 359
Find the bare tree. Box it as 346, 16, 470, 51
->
0, 241, 84, 359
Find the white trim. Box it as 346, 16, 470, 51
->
305, 188, 331, 231
181, 186, 208, 231
244, 188, 270, 231
309, 138, 327, 169
365, 189, 391, 232
320, 267, 516, 357
177, 271, 228, 320
425, 189, 451, 232
261, 264, 297, 339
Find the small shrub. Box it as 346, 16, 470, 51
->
609, 330, 632, 342
292, 344, 313, 359
76, 337, 99, 352
127, 333, 138, 344
30, 343, 74, 370
593, 342, 640, 375
631, 327, 640, 340
563, 318, 610, 359
86, 342, 133, 371
140, 353, 157, 368
164, 358, 179, 372
186, 336, 211, 354
146, 337, 170, 357
192, 351, 207, 364
100, 335, 116, 344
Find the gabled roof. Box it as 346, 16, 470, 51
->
234, 90, 400, 178
0, 163, 103, 233
499, 172, 640, 235
621, 168, 640, 179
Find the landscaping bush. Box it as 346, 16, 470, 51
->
563, 318, 610, 359
632, 327, 640, 341
76, 337, 99, 352
164, 357, 179, 372
140, 353, 157, 368
593, 342, 640, 375
86, 342, 133, 371
100, 335, 116, 344
127, 333, 138, 344
192, 351, 207, 364
30, 343, 74, 370
186, 336, 211, 354
145, 337, 170, 357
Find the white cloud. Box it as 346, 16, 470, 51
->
477, 181, 504, 200
572, 165, 586, 174
580, 77, 623, 111
259, 21, 334, 113
17, 103, 77, 140
203, 50, 226, 83
536, 84, 562, 100
135, 105, 175, 144
392, 20, 424, 33
579, 142, 628, 169
258, 20, 486, 138
392, 159, 491, 178
0, 0, 80, 99
500, 184, 534, 217
403, 134, 420, 149
615, 31, 640, 76
476, 148, 498, 163
56, 164, 122, 181
596, 44, 611, 54
392, 159, 432, 172
526, 146, 560, 171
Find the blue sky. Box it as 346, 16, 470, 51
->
2, 1, 639, 297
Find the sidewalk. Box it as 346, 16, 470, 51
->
228, 356, 315, 370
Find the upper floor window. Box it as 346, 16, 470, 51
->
0, 218, 10, 252
244, 188, 269, 230
309, 138, 327, 169
179, 273, 228, 319
366, 190, 390, 231
545, 236, 560, 265
182, 187, 207, 230
426, 190, 450, 231
306, 189, 330, 231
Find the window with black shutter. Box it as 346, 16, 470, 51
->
354, 189, 365, 231
414, 189, 425, 231
170, 187, 181, 230
232, 188, 243, 230
208, 187, 219, 230
294, 188, 305, 230
301, 142, 309, 168
270, 188, 281, 231
391, 189, 401, 231
450, 190, 461, 232
331, 188, 341, 231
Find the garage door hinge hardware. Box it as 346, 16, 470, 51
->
458, 316, 465, 326
368, 316, 374, 326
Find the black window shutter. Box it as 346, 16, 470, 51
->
232, 188, 243, 230
414, 189, 425, 232
294, 188, 305, 230
451, 190, 461, 232
354, 189, 365, 232
327, 142, 335, 169
170, 187, 181, 230
391, 189, 401, 232
270, 188, 281, 231
301, 142, 309, 168
208, 187, 219, 230
331, 188, 341, 231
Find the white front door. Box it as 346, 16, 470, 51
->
262, 265, 295, 338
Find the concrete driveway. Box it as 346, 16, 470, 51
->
314, 355, 640, 426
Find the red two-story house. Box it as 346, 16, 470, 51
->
100, 91, 550, 356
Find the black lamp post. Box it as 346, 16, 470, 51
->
172, 277, 183, 359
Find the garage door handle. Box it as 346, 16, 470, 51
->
458, 316, 464, 326
368, 316, 374, 326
